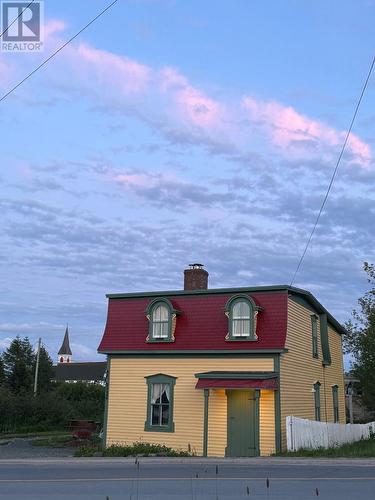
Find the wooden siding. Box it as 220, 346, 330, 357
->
259, 389, 276, 456
106, 357, 275, 456
280, 299, 345, 450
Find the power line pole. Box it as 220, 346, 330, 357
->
33, 338, 41, 397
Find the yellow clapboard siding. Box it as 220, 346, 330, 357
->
260, 390, 276, 456
280, 299, 345, 450
107, 356, 275, 456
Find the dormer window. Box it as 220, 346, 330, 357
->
146, 299, 178, 342
224, 294, 261, 341
152, 304, 169, 338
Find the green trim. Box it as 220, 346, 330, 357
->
273, 355, 281, 454
102, 356, 110, 448
203, 389, 209, 457
146, 298, 176, 343
319, 314, 332, 366
195, 371, 278, 379
314, 381, 321, 421
311, 314, 319, 359
289, 294, 346, 336
99, 349, 287, 356
144, 373, 176, 433
254, 389, 260, 456
107, 285, 291, 299
332, 384, 339, 423
224, 294, 260, 341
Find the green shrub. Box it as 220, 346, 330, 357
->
103, 442, 192, 457
0, 383, 105, 434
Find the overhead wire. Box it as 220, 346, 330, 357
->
0, 0, 35, 39
290, 55, 375, 287
0, 0, 119, 104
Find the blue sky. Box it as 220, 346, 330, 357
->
0, 0, 374, 362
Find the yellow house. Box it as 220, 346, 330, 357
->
98, 264, 345, 456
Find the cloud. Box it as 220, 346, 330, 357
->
0, 337, 12, 350
44, 19, 67, 39
114, 170, 239, 209
19, 20, 369, 168
0, 322, 64, 333
70, 342, 98, 359
242, 96, 371, 167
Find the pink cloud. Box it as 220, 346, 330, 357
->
115, 173, 156, 189
160, 67, 222, 129
242, 96, 371, 167
44, 19, 67, 40
25, 18, 372, 168
75, 43, 151, 94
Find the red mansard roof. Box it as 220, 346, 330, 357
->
98, 289, 288, 353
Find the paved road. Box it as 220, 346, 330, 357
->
0, 457, 375, 499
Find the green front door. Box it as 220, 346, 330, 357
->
226, 390, 259, 457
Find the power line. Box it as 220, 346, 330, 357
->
0, 0, 35, 39
0, 0, 119, 104
290, 55, 375, 287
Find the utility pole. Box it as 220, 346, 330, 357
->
33, 338, 41, 397
348, 384, 354, 424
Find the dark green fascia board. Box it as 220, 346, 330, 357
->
100, 349, 287, 356
195, 371, 278, 379
105, 284, 346, 335
106, 285, 292, 300
288, 293, 346, 336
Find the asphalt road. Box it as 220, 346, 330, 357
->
0, 457, 375, 499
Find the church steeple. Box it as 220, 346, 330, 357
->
58, 325, 72, 363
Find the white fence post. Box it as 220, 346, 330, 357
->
286, 416, 375, 451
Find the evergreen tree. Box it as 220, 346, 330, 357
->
34, 346, 54, 393
346, 262, 375, 413
2, 337, 35, 393
0, 355, 4, 386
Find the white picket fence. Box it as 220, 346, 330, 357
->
286, 416, 375, 451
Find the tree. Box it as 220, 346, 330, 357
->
34, 346, 54, 393
2, 337, 35, 393
0, 355, 4, 386
345, 262, 375, 412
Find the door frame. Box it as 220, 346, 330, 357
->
225, 389, 260, 457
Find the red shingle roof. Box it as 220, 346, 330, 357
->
98, 290, 288, 353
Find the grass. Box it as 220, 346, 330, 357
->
31, 435, 72, 448
279, 437, 375, 457
75, 441, 193, 458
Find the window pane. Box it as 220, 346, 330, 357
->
160, 322, 168, 338
153, 305, 168, 322
151, 404, 160, 425
161, 384, 170, 403
151, 383, 162, 404
161, 405, 170, 425
233, 301, 250, 319
233, 319, 250, 336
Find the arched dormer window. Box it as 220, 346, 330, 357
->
146, 299, 178, 342
224, 294, 262, 341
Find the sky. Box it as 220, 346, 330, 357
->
0, 0, 374, 362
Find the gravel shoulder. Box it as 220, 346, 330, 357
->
0, 437, 75, 458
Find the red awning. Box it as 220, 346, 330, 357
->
195, 378, 278, 390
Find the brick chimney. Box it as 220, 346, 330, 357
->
184, 263, 209, 290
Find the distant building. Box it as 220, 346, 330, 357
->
53, 327, 106, 384
58, 326, 72, 363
